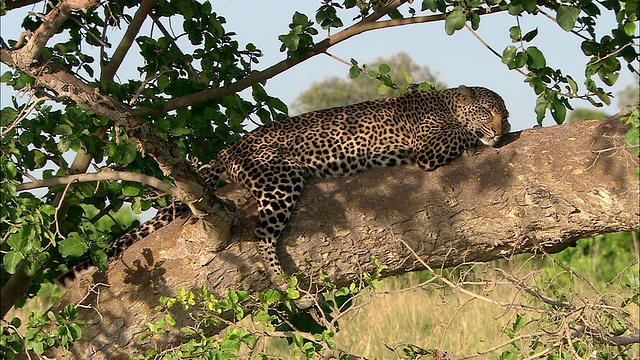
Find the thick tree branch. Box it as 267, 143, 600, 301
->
15, 170, 180, 196
42, 116, 638, 359
11, 0, 99, 68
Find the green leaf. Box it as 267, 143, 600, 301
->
3, 251, 24, 274
556, 5, 580, 31
378, 63, 391, 74
252, 84, 269, 101
376, 83, 392, 95
513, 314, 525, 331
292, 333, 304, 348
349, 65, 361, 79
521, 0, 537, 13
625, 127, 639, 147
596, 90, 611, 105
566, 75, 578, 94
388, 9, 403, 20
534, 95, 549, 125
335, 287, 350, 297
522, 28, 538, 42
157, 74, 170, 92
500, 350, 515, 360
525, 46, 546, 70
422, 0, 437, 12
4, 161, 17, 178
469, 12, 480, 30
444, 9, 466, 35
40, 204, 56, 216
120, 144, 138, 165
265, 97, 288, 113
1, 71, 13, 83
278, 26, 302, 51
502, 45, 516, 63
509, 26, 521, 41
122, 185, 140, 197
402, 69, 413, 85
54, 124, 73, 136
508, 2, 524, 15
58, 235, 88, 258
623, 21, 636, 37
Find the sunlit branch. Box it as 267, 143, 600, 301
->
16, 170, 180, 197
13, 0, 100, 68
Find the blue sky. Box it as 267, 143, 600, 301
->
1, 0, 636, 131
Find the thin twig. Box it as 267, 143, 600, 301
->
530, 238, 601, 298
1, 93, 50, 136
464, 24, 528, 78
54, 181, 74, 237
537, 8, 590, 41
68, 15, 111, 48
458, 332, 547, 359
129, 68, 172, 105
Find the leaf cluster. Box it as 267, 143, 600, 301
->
1, 305, 84, 358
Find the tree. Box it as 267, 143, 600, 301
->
291, 52, 443, 114
0, 0, 638, 358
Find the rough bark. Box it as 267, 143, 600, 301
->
42, 115, 638, 359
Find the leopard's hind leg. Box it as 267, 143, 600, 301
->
246, 165, 306, 285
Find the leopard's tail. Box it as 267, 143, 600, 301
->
56, 203, 190, 288
57, 259, 96, 288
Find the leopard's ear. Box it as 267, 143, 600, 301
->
457, 85, 474, 105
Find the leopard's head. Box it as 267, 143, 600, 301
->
454, 85, 510, 146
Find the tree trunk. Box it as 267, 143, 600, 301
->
44, 115, 638, 359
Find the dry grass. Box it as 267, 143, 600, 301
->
333, 276, 525, 359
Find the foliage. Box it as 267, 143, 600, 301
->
342, 234, 639, 359
130, 259, 388, 359
0, 0, 638, 357
1, 305, 84, 358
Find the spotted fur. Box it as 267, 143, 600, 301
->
58, 85, 509, 288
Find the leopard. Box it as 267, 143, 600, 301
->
58, 85, 510, 290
